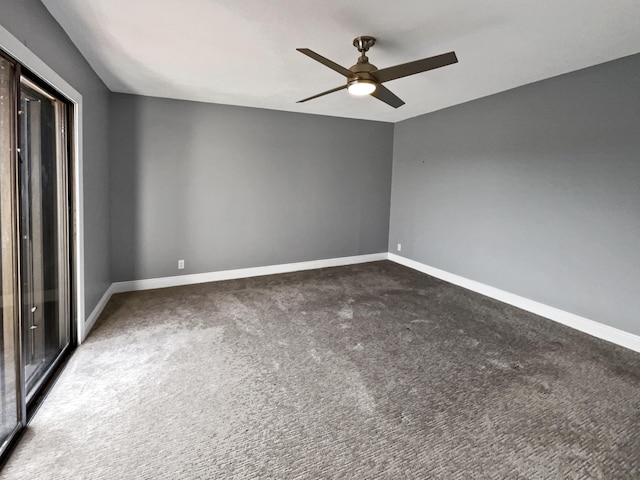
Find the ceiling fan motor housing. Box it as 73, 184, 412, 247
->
349, 52, 378, 87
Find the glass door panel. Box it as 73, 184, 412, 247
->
18, 77, 70, 403
0, 55, 20, 456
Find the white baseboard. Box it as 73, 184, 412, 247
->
82, 253, 388, 340
82, 251, 640, 354
111, 253, 388, 293
388, 253, 640, 354
81, 284, 116, 343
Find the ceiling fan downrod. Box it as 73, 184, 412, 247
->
353, 36, 376, 64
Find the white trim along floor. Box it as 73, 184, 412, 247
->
84, 253, 640, 354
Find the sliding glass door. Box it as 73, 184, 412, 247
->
19, 77, 71, 403
0, 51, 74, 463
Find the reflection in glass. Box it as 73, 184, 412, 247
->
0, 55, 20, 454
19, 79, 70, 401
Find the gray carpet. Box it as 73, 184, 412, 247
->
2, 261, 639, 479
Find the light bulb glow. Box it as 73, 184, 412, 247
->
348, 79, 376, 96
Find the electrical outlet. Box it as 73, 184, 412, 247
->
397, 243, 402, 252
178, 259, 185, 269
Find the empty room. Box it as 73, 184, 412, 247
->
1, 0, 639, 478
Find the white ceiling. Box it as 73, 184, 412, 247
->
41, 0, 640, 123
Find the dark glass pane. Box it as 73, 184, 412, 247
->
0, 55, 20, 453
19, 80, 69, 401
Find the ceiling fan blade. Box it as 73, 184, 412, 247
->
374, 51, 458, 84
297, 84, 347, 103
297, 48, 353, 77
370, 84, 405, 108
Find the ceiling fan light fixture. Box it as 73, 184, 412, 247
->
347, 79, 376, 96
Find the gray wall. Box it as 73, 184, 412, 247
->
110, 94, 393, 281
0, 0, 111, 318
390, 53, 640, 336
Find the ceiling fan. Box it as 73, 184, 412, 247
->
296, 36, 458, 108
